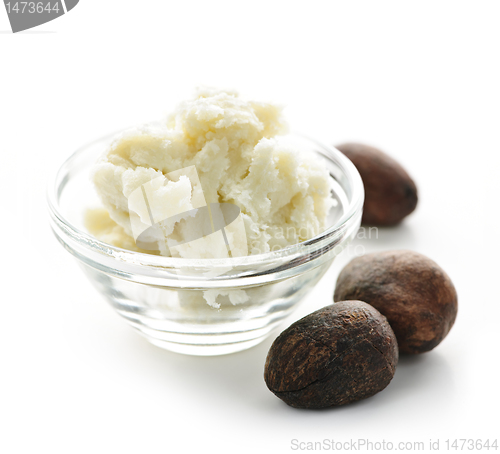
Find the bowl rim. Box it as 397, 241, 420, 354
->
47, 130, 364, 271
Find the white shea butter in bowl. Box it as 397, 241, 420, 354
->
48, 89, 364, 355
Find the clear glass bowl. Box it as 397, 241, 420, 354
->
47, 132, 364, 356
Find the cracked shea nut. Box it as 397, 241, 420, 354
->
264, 301, 398, 408
336, 143, 418, 226
334, 250, 458, 354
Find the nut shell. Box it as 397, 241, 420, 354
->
264, 301, 398, 409
336, 143, 418, 226
334, 250, 458, 354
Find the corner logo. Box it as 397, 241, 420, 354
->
3, 1, 78, 33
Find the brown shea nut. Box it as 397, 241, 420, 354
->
264, 301, 398, 409
334, 250, 458, 354
336, 143, 418, 226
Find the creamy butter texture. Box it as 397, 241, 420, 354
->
88, 88, 333, 259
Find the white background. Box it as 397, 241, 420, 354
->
1, 1, 499, 453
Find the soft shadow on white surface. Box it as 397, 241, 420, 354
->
121, 332, 278, 408
353, 221, 419, 252
379, 352, 455, 407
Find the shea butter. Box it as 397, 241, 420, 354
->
89, 88, 333, 259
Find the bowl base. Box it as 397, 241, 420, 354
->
130, 323, 278, 356
144, 335, 269, 356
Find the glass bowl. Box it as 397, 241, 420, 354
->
47, 132, 364, 356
